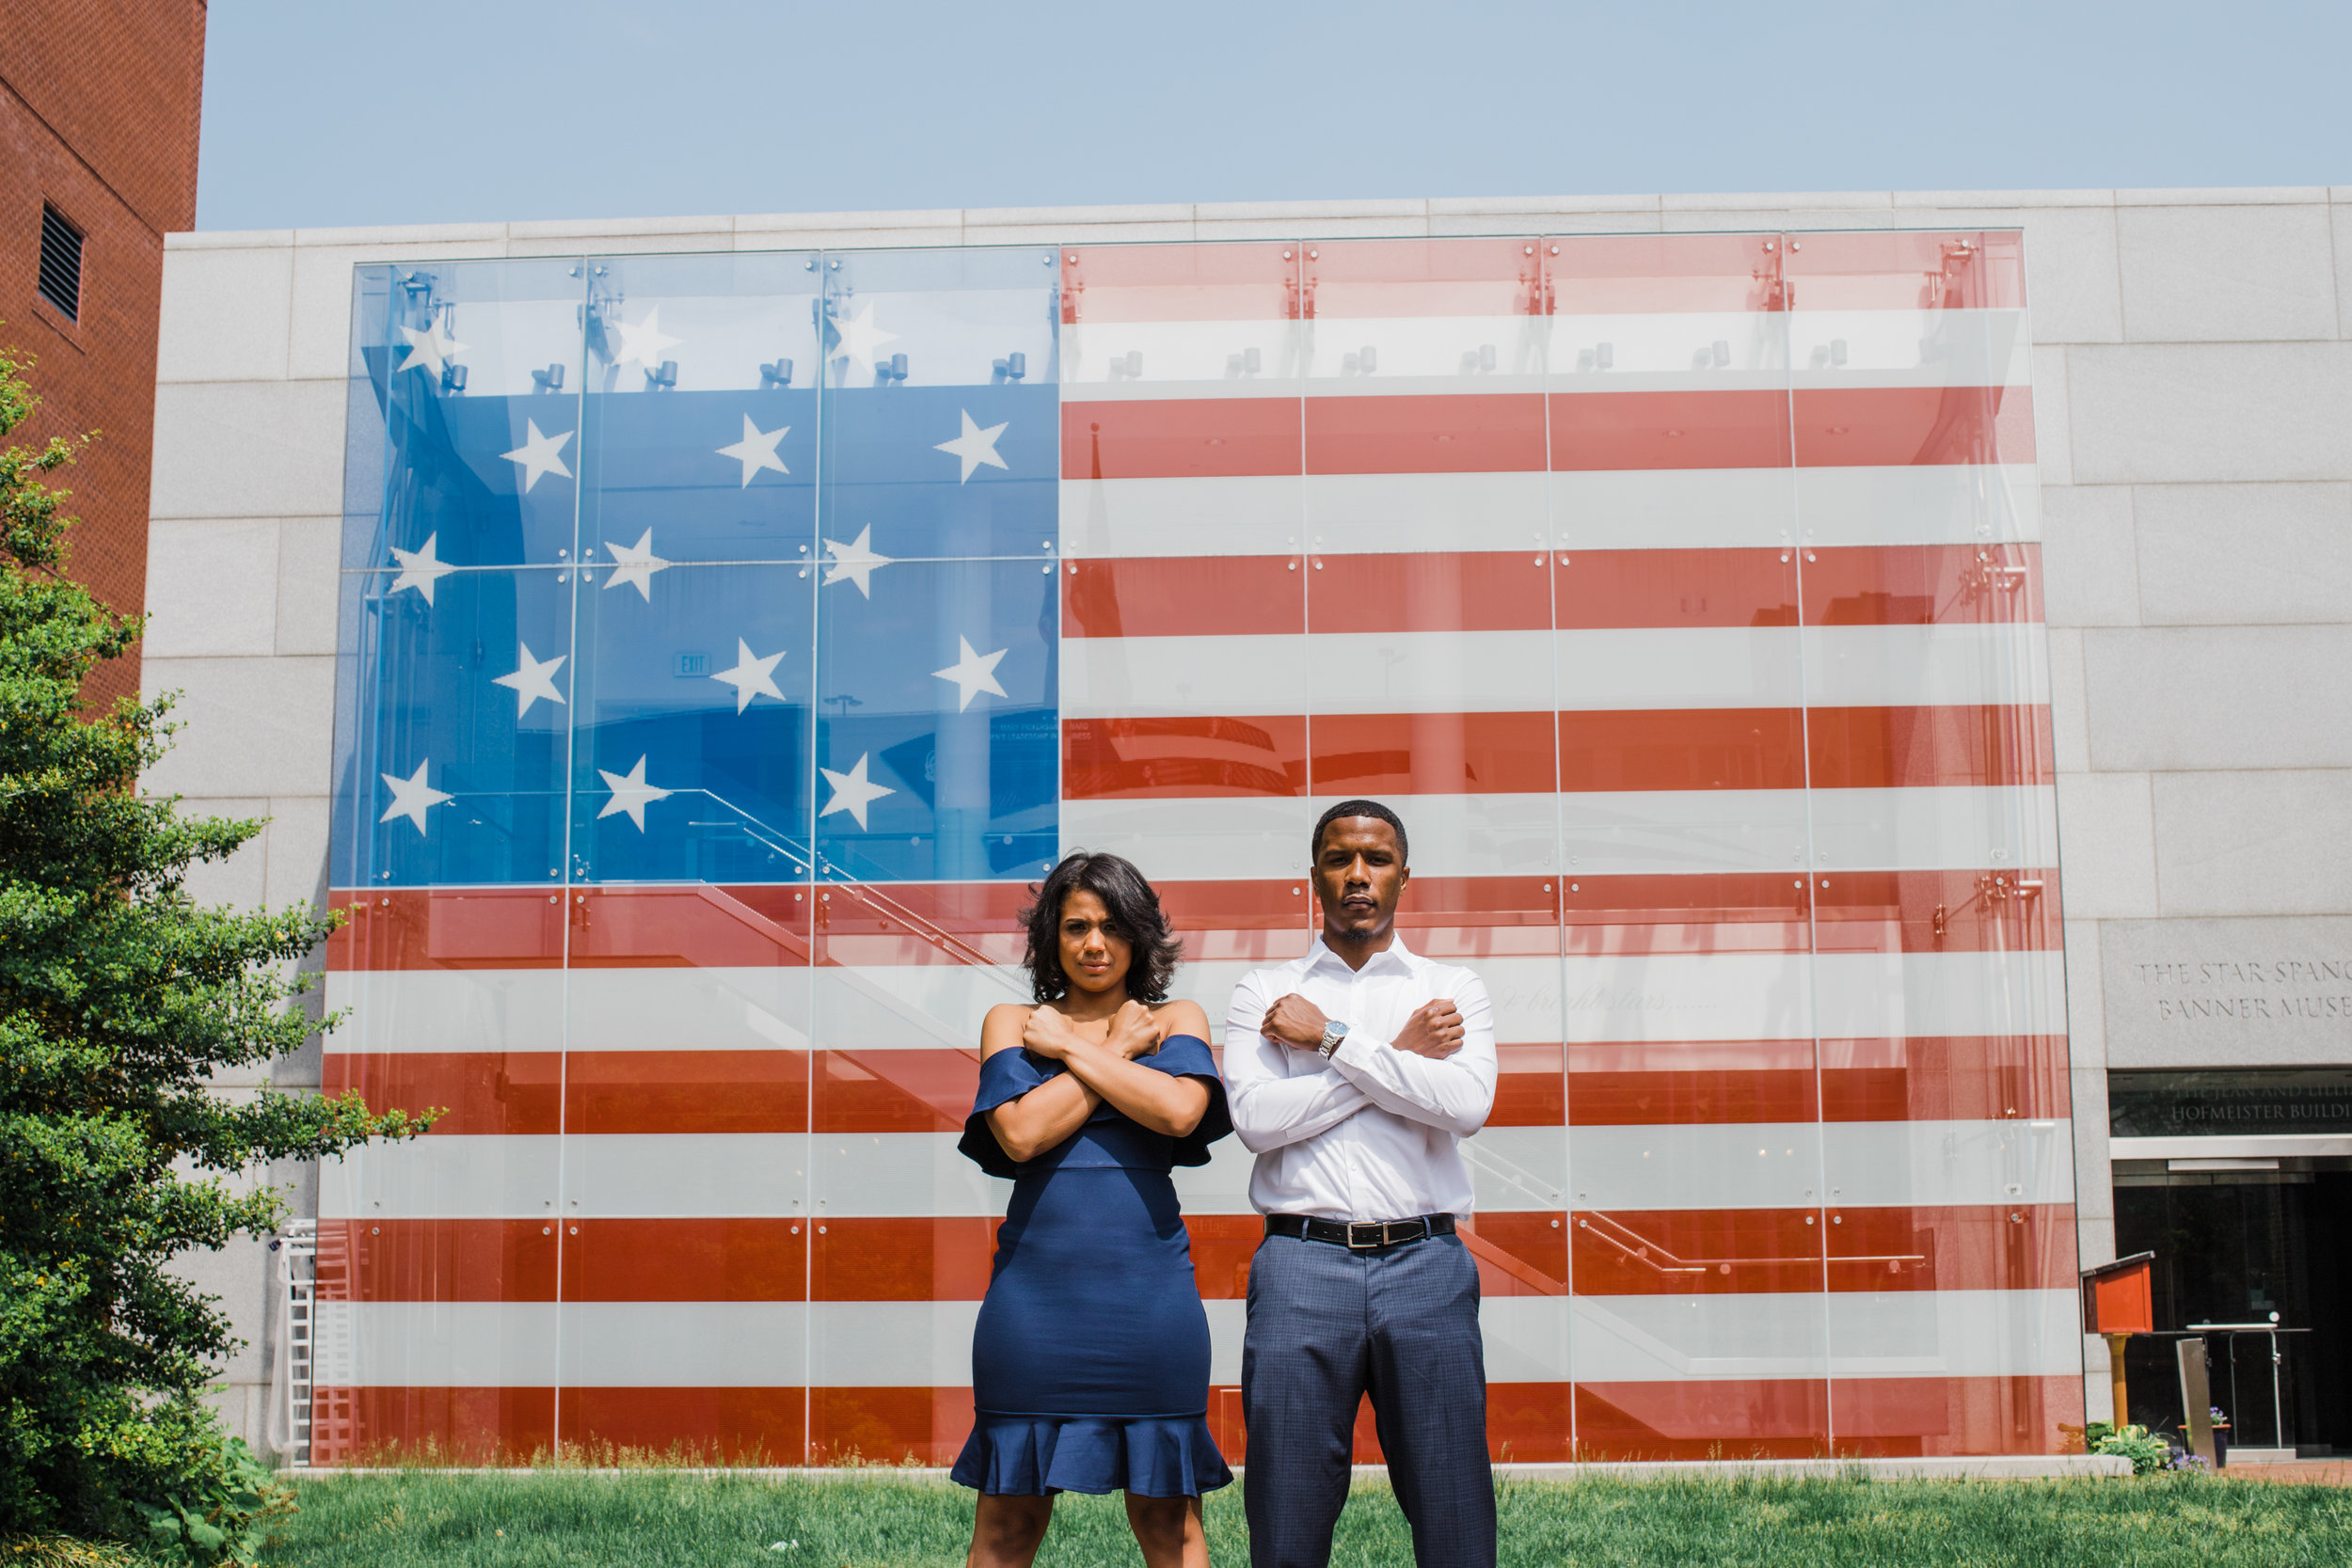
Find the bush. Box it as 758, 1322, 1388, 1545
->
2093, 1424, 2180, 1476
0, 340, 426, 1551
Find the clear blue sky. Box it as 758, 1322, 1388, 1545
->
196, 0, 2352, 231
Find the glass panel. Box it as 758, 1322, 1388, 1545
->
334, 567, 572, 890
1300, 237, 1567, 1459
315, 886, 566, 1463
566, 562, 816, 885
804, 247, 1063, 1463
1057, 241, 1310, 893
1547, 232, 1827, 1458
1789, 230, 2078, 1456
356, 257, 586, 571
580, 251, 820, 567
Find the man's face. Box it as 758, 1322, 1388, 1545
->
1312, 816, 1409, 942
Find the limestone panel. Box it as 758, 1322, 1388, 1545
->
2056, 771, 2159, 919
156, 244, 293, 384
2081, 626, 2352, 771
2030, 346, 2073, 485
2045, 628, 2091, 775
145, 518, 280, 657
140, 655, 337, 800
2067, 342, 2352, 485
150, 379, 349, 520
175, 796, 269, 911
272, 518, 343, 656
2153, 768, 2352, 917
2116, 203, 2342, 342
2099, 915, 2352, 1066
2039, 485, 2137, 627
2132, 482, 2352, 626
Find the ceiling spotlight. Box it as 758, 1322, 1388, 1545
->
531, 363, 565, 393
646, 359, 678, 390
760, 358, 794, 388
993, 352, 1027, 382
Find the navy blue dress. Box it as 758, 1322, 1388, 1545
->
950, 1033, 1235, 1497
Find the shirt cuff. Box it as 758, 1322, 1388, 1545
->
1328, 1031, 1383, 1074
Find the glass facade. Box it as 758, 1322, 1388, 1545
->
318, 230, 2075, 1464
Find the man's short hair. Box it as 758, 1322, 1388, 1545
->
1311, 799, 1408, 866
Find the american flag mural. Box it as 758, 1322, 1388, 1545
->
319, 233, 2077, 1465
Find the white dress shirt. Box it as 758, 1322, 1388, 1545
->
1222, 936, 1498, 1222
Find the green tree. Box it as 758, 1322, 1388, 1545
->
0, 341, 425, 1548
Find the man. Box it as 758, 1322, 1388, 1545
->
1223, 799, 1498, 1568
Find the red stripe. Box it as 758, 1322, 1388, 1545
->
1826, 1375, 2083, 1457
1060, 398, 1298, 480
1803, 543, 2044, 626
1063, 715, 1308, 800
1302, 393, 1546, 474
1570, 1204, 2075, 1294
1545, 233, 1787, 315
566, 1387, 806, 1463
325, 1053, 563, 1135
1786, 230, 2028, 313
1556, 548, 1796, 629
1062, 555, 1301, 639
310, 1387, 554, 1465
314, 1220, 560, 1302
1310, 711, 1559, 797
1807, 704, 2054, 790
1550, 389, 1791, 471
1574, 1379, 1827, 1457
1060, 242, 1299, 325
1560, 706, 1808, 791
1306, 551, 1554, 634
1066, 388, 2028, 478
326, 888, 564, 971
1792, 386, 2035, 467
1299, 236, 1546, 319
1569, 1036, 2070, 1123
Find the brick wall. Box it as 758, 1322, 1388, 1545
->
0, 0, 206, 707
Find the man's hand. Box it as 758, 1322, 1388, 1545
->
1261, 992, 1331, 1053
1391, 998, 1464, 1059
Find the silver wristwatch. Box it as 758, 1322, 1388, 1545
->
1316, 1020, 1350, 1060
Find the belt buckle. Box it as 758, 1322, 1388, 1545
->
1346, 1221, 1382, 1251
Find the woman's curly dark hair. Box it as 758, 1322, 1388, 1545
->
1022, 851, 1184, 1005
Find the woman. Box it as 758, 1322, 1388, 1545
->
952, 851, 1232, 1568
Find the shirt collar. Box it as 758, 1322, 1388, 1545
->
1303, 932, 1419, 980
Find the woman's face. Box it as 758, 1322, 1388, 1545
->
1057, 887, 1134, 999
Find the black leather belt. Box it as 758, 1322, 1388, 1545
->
1265, 1212, 1456, 1251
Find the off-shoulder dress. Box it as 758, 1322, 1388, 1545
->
949, 1032, 1234, 1497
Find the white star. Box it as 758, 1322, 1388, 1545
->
716, 414, 790, 487
818, 752, 895, 830
934, 409, 1010, 483
827, 300, 899, 378
491, 641, 567, 719
389, 532, 455, 607
607, 307, 682, 370
820, 525, 893, 597
710, 638, 787, 714
396, 317, 469, 380
596, 754, 675, 832
378, 758, 452, 835
601, 529, 670, 601
501, 420, 574, 493
932, 635, 1010, 712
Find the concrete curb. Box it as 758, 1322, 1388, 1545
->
289, 1456, 2132, 1481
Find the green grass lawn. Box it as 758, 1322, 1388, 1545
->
261, 1468, 2352, 1568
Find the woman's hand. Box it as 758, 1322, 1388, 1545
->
1021, 1005, 1081, 1061
1104, 999, 1161, 1060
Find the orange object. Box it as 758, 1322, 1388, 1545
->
2082, 1252, 2155, 1335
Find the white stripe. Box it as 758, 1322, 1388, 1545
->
1566, 1118, 2074, 1211
324, 969, 566, 1055
1568, 1288, 2078, 1382
1065, 785, 2057, 878
312, 1290, 2074, 1389
1060, 320, 1306, 394
1788, 309, 2033, 389
1062, 466, 2040, 558
1061, 626, 2045, 717
324, 1113, 2064, 1224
